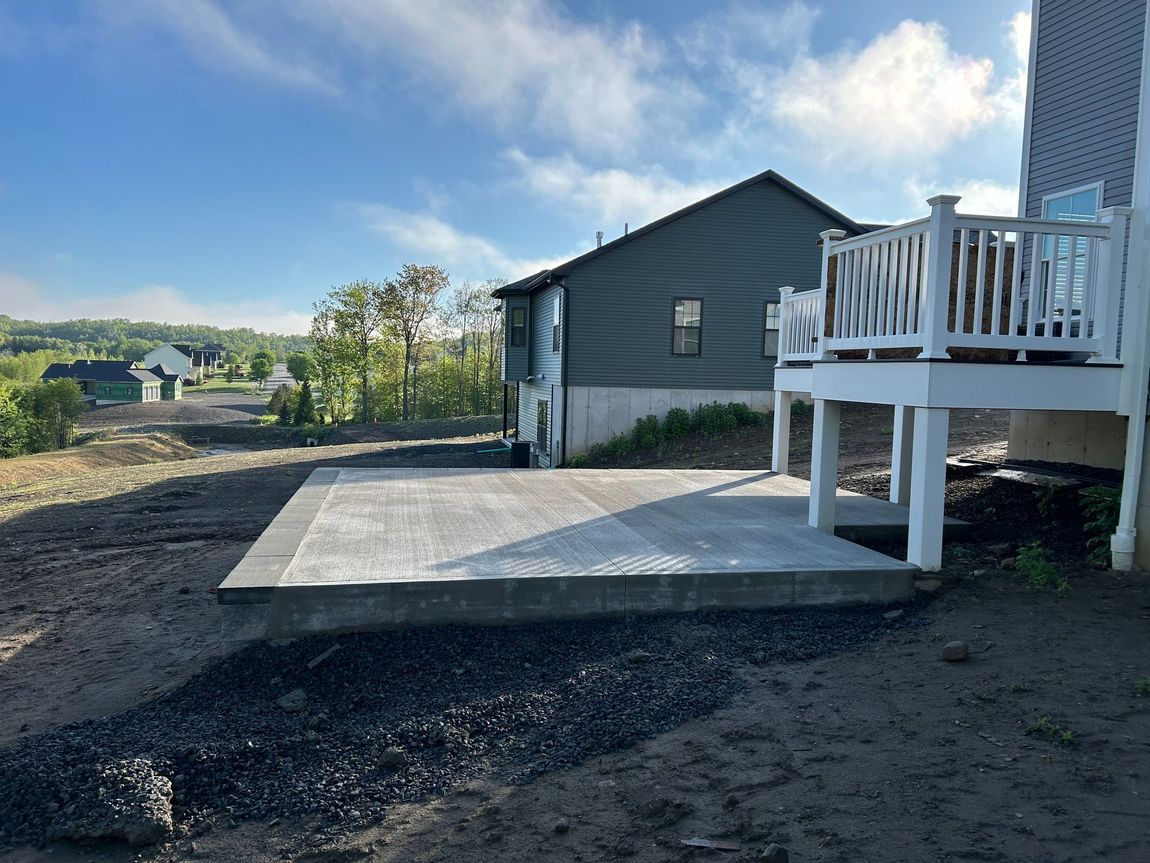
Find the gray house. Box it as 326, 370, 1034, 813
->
494, 170, 866, 466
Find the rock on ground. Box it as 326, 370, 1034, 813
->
47, 759, 173, 847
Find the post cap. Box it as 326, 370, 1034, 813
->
819, 229, 848, 241
926, 194, 962, 207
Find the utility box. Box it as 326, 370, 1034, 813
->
510, 441, 532, 468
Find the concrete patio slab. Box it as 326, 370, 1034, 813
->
218, 468, 953, 638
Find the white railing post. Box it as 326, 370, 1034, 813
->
1090, 206, 1130, 365
919, 195, 960, 359
819, 229, 847, 359
776, 286, 795, 367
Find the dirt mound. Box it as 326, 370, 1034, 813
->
0, 433, 197, 490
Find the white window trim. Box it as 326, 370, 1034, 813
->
1040, 181, 1105, 223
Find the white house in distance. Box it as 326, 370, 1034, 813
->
143, 343, 196, 383
770, 0, 1150, 573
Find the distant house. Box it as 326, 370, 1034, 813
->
148, 364, 183, 400
41, 360, 162, 404
143, 343, 201, 383
492, 170, 867, 466
194, 343, 225, 369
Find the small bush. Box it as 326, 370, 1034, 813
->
566, 454, 589, 468
791, 398, 811, 417
663, 407, 691, 438
632, 414, 661, 450
693, 402, 737, 436
1016, 541, 1070, 596
256, 413, 278, 426
1081, 485, 1121, 565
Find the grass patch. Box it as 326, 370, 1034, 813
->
1015, 541, 1070, 597
1025, 714, 1075, 747
1135, 678, 1150, 696
189, 379, 259, 394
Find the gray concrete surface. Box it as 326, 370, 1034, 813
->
218, 468, 945, 638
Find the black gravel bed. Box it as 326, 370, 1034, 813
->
0, 606, 898, 849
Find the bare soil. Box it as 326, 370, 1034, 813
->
0, 434, 197, 491
79, 392, 268, 430
2, 408, 1149, 862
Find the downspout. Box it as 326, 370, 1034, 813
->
1112, 2, 1150, 570
1113, 208, 1150, 570
559, 280, 570, 468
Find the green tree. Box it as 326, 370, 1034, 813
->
249, 356, 272, 388
294, 380, 319, 425
253, 348, 277, 367
267, 383, 294, 417
0, 381, 32, 457
386, 264, 449, 420
286, 351, 315, 383
327, 280, 389, 424
277, 400, 292, 425
28, 379, 85, 452
225, 366, 234, 383
309, 304, 357, 424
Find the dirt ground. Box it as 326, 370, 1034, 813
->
2, 405, 1149, 862
79, 391, 269, 430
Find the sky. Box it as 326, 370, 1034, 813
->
0, 0, 1031, 335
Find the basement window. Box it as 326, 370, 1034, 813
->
672, 298, 702, 356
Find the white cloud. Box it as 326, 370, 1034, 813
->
0, 272, 312, 334
992, 10, 1031, 125
354, 205, 569, 281
680, 1, 819, 65
769, 20, 997, 164
295, 0, 680, 156
507, 149, 727, 228
95, 0, 338, 96
904, 177, 1020, 217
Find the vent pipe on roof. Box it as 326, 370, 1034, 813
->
625, 222, 629, 235
595, 230, 603, 248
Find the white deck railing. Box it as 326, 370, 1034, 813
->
777, 195, 1130, 366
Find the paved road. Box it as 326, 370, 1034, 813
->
261, 362, 295, 393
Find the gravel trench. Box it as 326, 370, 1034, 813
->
0, 605, 899, 849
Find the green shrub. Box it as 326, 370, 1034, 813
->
1134, 677, 1150, 696
663, 407, 691, 438
693, 402, 737, 436
256, 413, 278, 426
1081, 485, 1120, 565
729, 402, 763, 427
791, 398, 811, 417
1016, 541, 1070, 596
567, 454, 588, 468
632, 414, 661, 450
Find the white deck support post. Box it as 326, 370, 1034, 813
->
1090, 207, 1130, 366
771, 389, 793, 474
907, 407, 950, 571
890, 404, 914, 505
818, 229, 848, 359
808, 398, 841, 531
919, 195, 961, 360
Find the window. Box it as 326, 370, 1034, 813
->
763, 301, 781, 357
551, 295, 561, 353
509, 307, 527, 347
536, 400, 549, 455
1039, 183, 1102, 321
672, 298, 703, 356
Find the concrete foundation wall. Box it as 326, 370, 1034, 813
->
1007, 410, 1127, 470
564, 385, 774, 458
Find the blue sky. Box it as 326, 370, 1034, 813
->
0, 0, 1030, 334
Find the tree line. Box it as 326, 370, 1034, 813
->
0, 316, 310, 376
309, 265, 505, 424
0, 379, 87, 458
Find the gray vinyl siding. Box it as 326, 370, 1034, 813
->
1024, 0, 1143, 217
514, 284, 564, 465
502, 296, 530, 382
1025, 0, 1144, 350
564, 179, 852, 389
